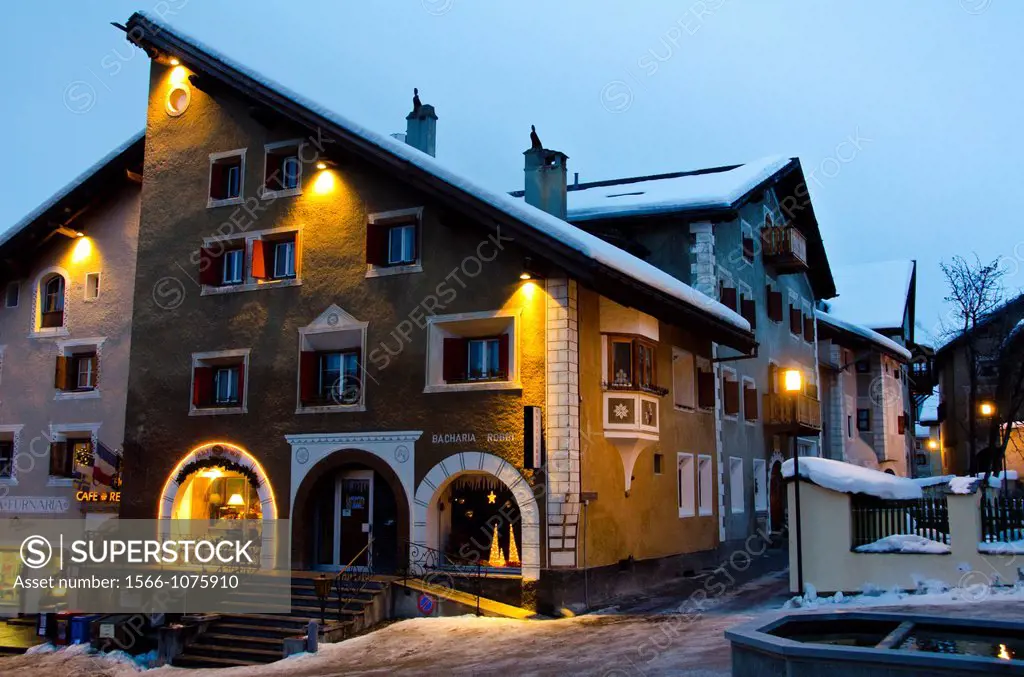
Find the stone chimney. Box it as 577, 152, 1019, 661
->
524, 148, 569, 220
406, 103, 437, 157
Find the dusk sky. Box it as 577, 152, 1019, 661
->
1, 1, 1020, 339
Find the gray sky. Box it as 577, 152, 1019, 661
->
1, 0, 1020, 339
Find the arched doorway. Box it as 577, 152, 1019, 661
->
414, 452, 540, 581
291, 449, 409, 573
159, 442, 277, 522
769, 460, 785, 532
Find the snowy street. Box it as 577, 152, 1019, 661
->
5, 566, 1024, 677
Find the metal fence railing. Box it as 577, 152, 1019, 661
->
851, 495, 950, 549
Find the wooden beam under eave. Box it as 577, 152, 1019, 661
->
126, 169, 143, 184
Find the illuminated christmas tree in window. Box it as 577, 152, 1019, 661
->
507, 524, 521, 566
486, 524, 505, 567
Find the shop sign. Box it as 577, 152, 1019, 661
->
76, 491, 121, 503
0, 497, 70, 514
431, 432, 518, 445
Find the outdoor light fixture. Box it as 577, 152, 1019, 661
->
520, 256, 541, 281
980, 402, 996, 417
313, 574, 332, 626
927, 439, 939, 451
55, 226, 84, 239
783, 369, 802, 393
316, 161, 328, 170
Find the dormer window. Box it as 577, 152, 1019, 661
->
41, 275, 65, 328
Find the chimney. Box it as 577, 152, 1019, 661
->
406, 103, 437, 157
524, 147, 569, 220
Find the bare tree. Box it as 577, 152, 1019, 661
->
940, 254, 1005, 472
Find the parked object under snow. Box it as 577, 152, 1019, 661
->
853, 534, 951, 554
782, 457, 923, 500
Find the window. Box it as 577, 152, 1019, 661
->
209, 151, 244, 204
766, 286, 783, 323
388, 224, 417, 265
743, 378, 758, 421
677, 453, 695, 517
191, 350, 249, 414
0, 441, 12, 479
73, 352, 97, 391
742, 235, 755, 262
672, 348, 696, 409
273, 240, 296, 279
855, 359, 870, 373
321, 352, 359, 404
848, 415, 853, 437
298, 306, 367, 409
722, 369, 740, 417
426, 311, 519, 393
4, 282, 18, 308
264, 141, 303, 195
606, 336, 659, 392
85, 272, 100, 300
857, 408, 871, 431
729, 457, 744, 514
719, 282, 737, 312
222, 248, 244, 285
753, 459, 768, 511
467, 338, 503, 381
897, 413, 907, 435
252, 233, 298, 282
49, 438, 90, 478
789, 305, 802, 335
654, 453, 663, 475
442, 335, 509, 383
697, 455, 713, 516
41, 275, 65, 328
367, 208, 423, 275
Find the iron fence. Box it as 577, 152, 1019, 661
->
850, 495, 950, 549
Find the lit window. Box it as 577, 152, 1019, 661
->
273, 240, 296, 279
388, 224, 417, 265
468, 338, 502, 381
214, 367, 240, 404
222, 249, 244, 285
4, 282, 18, 308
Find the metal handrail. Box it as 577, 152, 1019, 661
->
397, 540, 483, 616
333, 537, 375, 623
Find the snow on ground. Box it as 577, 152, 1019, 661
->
853, 534, 951, 554
782, 457, 923, 499
979, 539, 1024, 554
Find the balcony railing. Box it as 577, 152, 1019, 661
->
763, 392, 822, 433
761, 226, 808, 272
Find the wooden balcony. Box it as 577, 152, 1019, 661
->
763, 392, 822, 435
603, 391, 660, 495
761, 226, 808, 273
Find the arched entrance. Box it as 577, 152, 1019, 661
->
291, 449, 409, 573
159, 442, 277, 522
414, 452, 540, 581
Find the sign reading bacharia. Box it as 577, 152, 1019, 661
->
0, 518, 290, 614
431, 432, 517, 444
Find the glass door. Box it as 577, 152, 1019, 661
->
336, 470, 373, 569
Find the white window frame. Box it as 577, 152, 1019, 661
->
46, 422, 101, 487
729, 456, 745, 514
296, 305, 368, 414
366, 207, 424, 278
54, 337, 105, 401
213, 366, 240, 405
261, 139, 304, 199
201, 225, 303, 296
4, 281, 19, 308
208, 148, 247, 208
741, 375, 758, 424
387, 223, 417, 266
672, 347, 696, 410
697, 454, 713, 516
0, 424, 24, 485
84, 272, 101, 301
190, 348, 250, 416
424, 309, 521, 394
272, 239, 297, 279
221, 249, 244, 285
753, 459, 768, 512
677, 452, 695, 518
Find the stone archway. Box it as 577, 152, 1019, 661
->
414, 452, 541, 581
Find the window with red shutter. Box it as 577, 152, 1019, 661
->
199, 247, 223, 286
803, 316, 814, 342
741, 297, 757, 329
720, 286, 738, 312
743, 384, 758, 420
442, 338, 469, 383
897, 414, 906, 435
697, 370, 715, 409
192, 366, 214, 407
790, 306, 802, 335
299, 351, 317, 405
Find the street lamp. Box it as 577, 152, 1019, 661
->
926, 439, 939, 451
782, 368, 805, 597
313, 574, 332, 626
979, 402, 996, 417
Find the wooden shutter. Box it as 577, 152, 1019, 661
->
199, 247, 222, 286
803, 316, 814, 342
251, 240, 267, 279
720, 287, 737, 311
497, 333, 510, 379
744, 385, 758, 420
54, 355, 69, 391
741, 298, 757, 330
299, 351, 318, 404
768, 363, 778, 394
264, 152, 282, 190
697, 370, 715, 409
235, 364, 245, 406
742, 236, 755, 261
724, 379, 740, 415
49, 441, 67, 476
767, 287, 783, 322
192, 366, 214, 407
366, 224, 388, 265
790, 306, 802, 334
443, 338, 468, 383
897, 414, 906, 435
210, 163, 225, 199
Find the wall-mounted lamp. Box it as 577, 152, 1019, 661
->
782, 369, 803, 393
169, 57, 180, 66
520, 256, 542, 281
55, 226, 84, 239
979, 401, 996, 417
926, 439, 939, 451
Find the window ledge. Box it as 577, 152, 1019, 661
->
190, 406, 247, 417
260, 187, 302, 200
47, 477, 75, 487
678, 510, 695, 519
673, 404, 697, 413
744, 418, 758, 426
29, 328, 70, 339
55, 389, 101, 401
207, 196, 244, 209
201, 278, 302, 296
0, 478, 18, 486
366, 262, 423, 279
296, 404, 366, 414
424, 382, 522, 394
698, 509, 714, 517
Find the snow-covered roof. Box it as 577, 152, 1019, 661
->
782, 457, 923, 500
826, 260, 915, 330
919, 394, 939, 424
134, 13, 751, 336
556, 157, 792, 222
0, 130, 145, 248
815, 309, 912, 362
